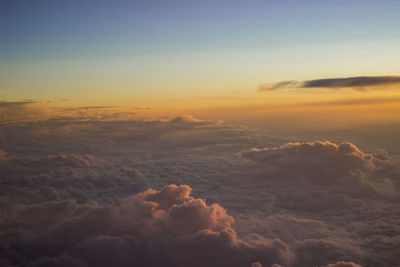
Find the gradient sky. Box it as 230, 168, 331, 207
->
1, 0, 400, 106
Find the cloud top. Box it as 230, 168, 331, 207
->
1, 184, 294, 267
241, 140, 394, 188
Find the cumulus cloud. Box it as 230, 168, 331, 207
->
259, 75, 400, 92
0, 184, 293, 267
237, 140, 400, 267
0, 151, 146, 204
241, 141, 396, 191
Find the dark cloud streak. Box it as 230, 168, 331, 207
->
0, 100, 38, 107
259, 75, 400, 91
304, 76, 400, 89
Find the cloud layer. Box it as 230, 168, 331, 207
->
1, 113, 399, 266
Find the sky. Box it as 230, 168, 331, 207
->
1, 0, 400, 107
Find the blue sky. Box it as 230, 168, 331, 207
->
2, 0, 400, 60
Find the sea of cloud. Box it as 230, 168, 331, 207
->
0, 110, 399, 267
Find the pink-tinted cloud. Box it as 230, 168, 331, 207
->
2, 184, 293, 267
241, 141, 394, 189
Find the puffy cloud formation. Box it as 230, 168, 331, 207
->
0, 184, 293, 267
241, 141, 395, 189
0, 114, 398, 267
238, 140, 400, 267
0, 152, 146, 204
117, 184, 234, 235
259, 75, 400, 91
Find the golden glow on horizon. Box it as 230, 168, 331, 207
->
3, 85, 400, 131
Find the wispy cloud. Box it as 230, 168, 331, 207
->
0, 100, 38, 107
259, 75, 400, 91
304, 76, 400, 89
258, 81, 301, 91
